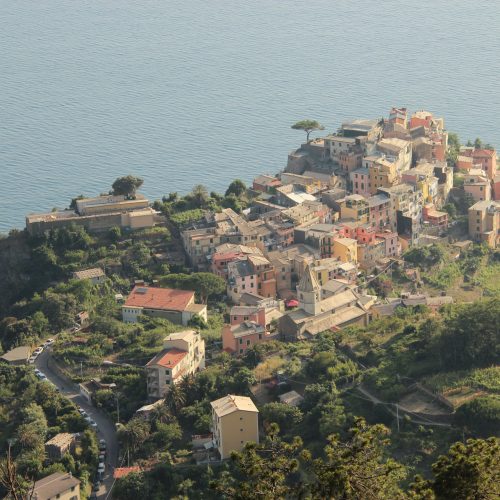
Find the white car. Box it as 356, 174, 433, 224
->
33, 347, 43, 356
28, 356, 37, 364
44, 338, 54, 346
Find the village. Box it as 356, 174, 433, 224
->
1, 107, 499, 499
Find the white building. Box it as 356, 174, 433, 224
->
146, 330, 205, 399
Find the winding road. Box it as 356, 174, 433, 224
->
36, 348, 119, 499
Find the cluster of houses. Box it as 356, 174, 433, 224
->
21, 106, 499, 465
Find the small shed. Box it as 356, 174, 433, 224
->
278, 390, 304, 407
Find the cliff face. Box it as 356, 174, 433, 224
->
0, 232, 32, 312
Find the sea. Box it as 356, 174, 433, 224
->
1, 0, 500, 232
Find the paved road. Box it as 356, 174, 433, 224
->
36, 349, 119, 499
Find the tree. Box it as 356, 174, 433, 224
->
155, 422, 182, 448
118, 418, 151, 458
80, 429, 99, 464
111, 175, 144, 197
108, 226, 122, 243
261, 402, 303, 429
438, 298, 499, 369
225, 179, 247, 198
113, 471, 149, 500
305, 418, 406, 499
446, 132, 461, 166
429, 438, 499, 499
454, 396, 500, 437
192, 273, 226, 303
211, 423, 303, 499
291, 120, 325, 142
30, 312, 48, 337
162, 272, 225, 304
0, 445, 35, 500
231, 367, 257, 393
190, 185, 209, 208
165, 384, 186, 417
474, 138, 483, 150
318, 400, 346, 438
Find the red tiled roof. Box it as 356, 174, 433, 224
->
113, 466, 142, 479
473, 149, 495, 158
146, 348, 187, 368
124, 286, 194, 311
212, 252, 241, 262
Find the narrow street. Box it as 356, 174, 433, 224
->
36, 349, 119, 499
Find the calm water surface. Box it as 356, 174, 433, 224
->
1, 0, 500, 231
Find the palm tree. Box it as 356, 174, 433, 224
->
151, 400, 173, 426
165, 384, 186, 416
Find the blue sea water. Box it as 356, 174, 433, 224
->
1, 0, 500, 232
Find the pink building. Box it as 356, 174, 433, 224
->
350, 168, 370, 196
367, 194, 391, 230
375, 230, 401, 257
211, 251, 247, 278
464, 171, 491, 202
229, 305, 266, 327
456, 155, 474, 172
422, 204, 448, 230
222, 321, 275, 355
460, 148, 497, 180
493, 175, 500, 201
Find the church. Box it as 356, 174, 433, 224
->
278, 265, 371, 341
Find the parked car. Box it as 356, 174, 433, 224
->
89, 420, 98, 430
99, 439, 106, 450
44, 338, 54, 346
33, 347, 43, 356
34, 368, 41, 375
28, 355, 37, 364
97, 464, 105, 479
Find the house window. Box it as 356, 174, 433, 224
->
246, 340, 251, 346
239, 339, 243, 345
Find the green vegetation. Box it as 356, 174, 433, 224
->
423, 366, 500, 394
0, 366, 96, 498
291, 119, 325, 142
112, 175, 144, 197
169, 208, 204, 226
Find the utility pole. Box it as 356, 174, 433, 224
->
80, 361, 83, 378
396, 404, 400, 432
116, 393, 120, 424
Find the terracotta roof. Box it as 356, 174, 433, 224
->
146, 348, 187, 368
124, 286, 194, 311
473, 149, 495, 157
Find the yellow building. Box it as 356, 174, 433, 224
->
365, 156, 398, 194
332, 237, 358, 263
211, 395, 259, 459
340, 195, 369, 223
468, 200, 500, 248
32, 472, 80, 500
